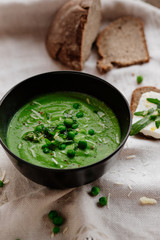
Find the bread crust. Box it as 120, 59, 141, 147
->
96, 17, 150, 73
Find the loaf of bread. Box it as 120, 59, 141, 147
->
96, 17, 149, 73
46, 0, 101, 70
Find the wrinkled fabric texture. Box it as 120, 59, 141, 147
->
0, 0, 160, 239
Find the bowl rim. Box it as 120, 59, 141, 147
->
0, 70, 132, 172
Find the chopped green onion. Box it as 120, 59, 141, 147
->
155, 116, 160, 128
149, 115, 157, 120
35, 124, 44, 132
147, 98, 160, 105
45, 138, 52, 145
45, 112, 50, 120
130, 116, 153, 136
134, 108, 154, 117
23, 131, 41, 143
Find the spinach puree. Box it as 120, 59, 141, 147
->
7, 92, 121, 169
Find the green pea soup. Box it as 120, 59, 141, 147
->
7, 92, 121, 169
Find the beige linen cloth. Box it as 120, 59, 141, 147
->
0, 0, 160, 239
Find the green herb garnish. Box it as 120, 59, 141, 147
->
134, 108, 154, 117
155, 116, 160, 129
131, 97, 160, 135
149, 115, 157, 120
147, 98, 160, 105
23, 131, 42, 143
130, 116, 153, 136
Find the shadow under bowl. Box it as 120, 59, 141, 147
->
0, 71, 131, 188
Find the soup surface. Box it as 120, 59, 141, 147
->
7, 92, 121, 169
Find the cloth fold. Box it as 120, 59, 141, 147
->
0, 0, 160, 239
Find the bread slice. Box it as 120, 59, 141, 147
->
131, 86, 160, 139
96, 17, 149, 73
46, 0, 101, 70
131, 86, 160, 116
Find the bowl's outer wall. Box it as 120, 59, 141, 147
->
4, 148, 121, 188
0, 71, 131, 188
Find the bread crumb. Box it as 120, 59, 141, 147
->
140, 196, 157, 205
126, 155, 136, 159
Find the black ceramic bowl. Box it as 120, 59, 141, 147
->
0, 71, 131, 189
